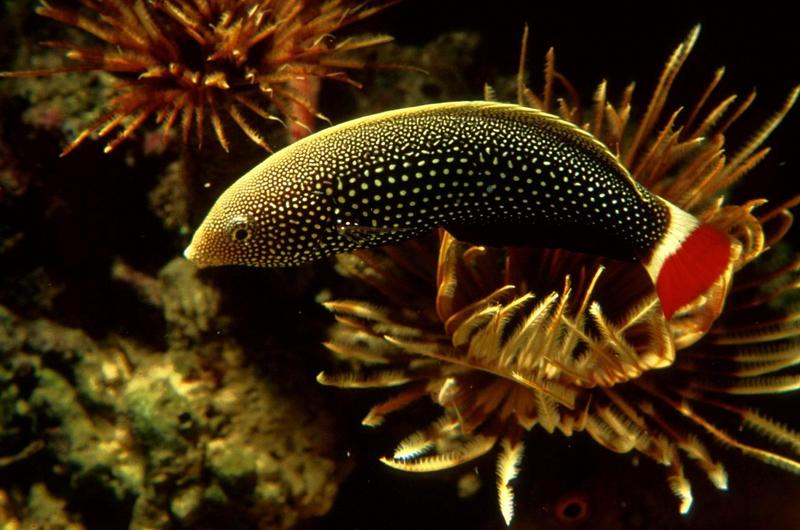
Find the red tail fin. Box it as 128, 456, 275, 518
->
655, 224, 731, 319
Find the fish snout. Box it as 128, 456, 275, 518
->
183, 225, 232, 268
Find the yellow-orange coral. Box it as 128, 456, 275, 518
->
1, 0, 396, 154
318, 26, 800, 524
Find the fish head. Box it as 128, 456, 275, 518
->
184, 149, 335, 268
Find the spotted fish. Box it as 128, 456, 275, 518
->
184, 101, 732, 318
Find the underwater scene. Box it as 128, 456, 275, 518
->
1, 1, 799, 529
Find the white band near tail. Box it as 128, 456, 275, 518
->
645, 201, 700, 281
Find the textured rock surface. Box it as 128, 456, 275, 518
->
0, 260, 343, 529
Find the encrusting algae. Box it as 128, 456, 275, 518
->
314, 26, 800, 524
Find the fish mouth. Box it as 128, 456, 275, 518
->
183, 241, 211, 268
183, 242, 198, 263
183, 229, 222, 268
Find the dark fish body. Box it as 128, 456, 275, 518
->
185, 102, 731, 318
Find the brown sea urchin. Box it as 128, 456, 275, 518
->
1, 0, 396, 154
319, 26, 800, 525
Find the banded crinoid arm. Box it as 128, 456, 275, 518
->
316, 26, 800, 525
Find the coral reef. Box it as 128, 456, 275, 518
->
0, 259, 343, 529
1, 0, 798, 528
0, 3, 395, 521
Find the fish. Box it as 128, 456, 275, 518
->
184, 101, 732, 318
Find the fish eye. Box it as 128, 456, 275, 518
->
228, 216, 251, 243
554, 492, 590, 525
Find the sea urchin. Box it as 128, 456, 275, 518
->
1, 0, 397, 154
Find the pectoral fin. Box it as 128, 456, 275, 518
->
336, 222, 417, 246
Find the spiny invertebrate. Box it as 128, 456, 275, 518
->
311, 26, 799, 525
0, 0, 396, 154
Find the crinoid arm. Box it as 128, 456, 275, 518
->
379, 422, 497, 473
496, 438, 524, 526
321, 25, 800, 526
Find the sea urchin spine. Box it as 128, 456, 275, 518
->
1, 0, 397, 154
